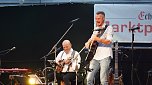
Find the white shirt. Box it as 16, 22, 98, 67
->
55, 48, 81, 72
93, 23, 113, 60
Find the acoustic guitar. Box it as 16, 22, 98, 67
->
55, 59, 73, 73
85, 41, 98, 64
85, 25, 108, 65
55, 51, 78, 73
55, 60, 65, 73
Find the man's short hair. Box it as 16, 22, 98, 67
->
96, 11, 105, 17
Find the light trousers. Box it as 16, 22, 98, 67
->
86, 57, 111, 85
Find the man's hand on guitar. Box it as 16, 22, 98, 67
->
85, 38, 94, 48
56, 60, 64, 73
85, 42, 90, 49
58, 60, 64, 64
64, 59, 71, 64
91, 35, 100, 42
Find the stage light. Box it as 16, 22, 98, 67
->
8, 74, 43, 85
28, 74, 43, 84
28, 77, 36, 84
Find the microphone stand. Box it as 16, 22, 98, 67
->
75, 58, 78, 85
53, 47, 57, 85
75, 46, 85, 85
130, 29, 135, 85
0, 57, 4, 85
41, 23, 74, 85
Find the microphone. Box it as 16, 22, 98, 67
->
69, 18, 79, 23
44, 47, 62, 57
93, 26, 106, 32
10, 47, 16, 51
93, 28, 106, 31
94, 28, 102, 31
129, 27, 140, 30
51, 47, 62, 54
55, 47, 62, 52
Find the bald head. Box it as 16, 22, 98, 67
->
62, 40, 72, 53
62, 40, 71, 46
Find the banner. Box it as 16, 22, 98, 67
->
94, 4, 152, 43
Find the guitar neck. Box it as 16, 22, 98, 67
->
115, 41, 119, 78
114, 41, 124, 85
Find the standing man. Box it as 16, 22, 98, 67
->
55, 40, 81, 85
85, 11, 113, 85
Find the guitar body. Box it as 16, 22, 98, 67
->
108, 74, 124, 85
55, 53, 75, 73
84, 25, 109, 65
56, 65, 63, 73
55, 60, 64, 73
85, 41, 98, 63
108, 68, 114, 85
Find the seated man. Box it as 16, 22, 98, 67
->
48, 40, 81, 85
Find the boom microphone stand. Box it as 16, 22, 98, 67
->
0, 47, 16, 85
41, 18, 79, 85
129, 27, 140, 85
75, 46, 85, 85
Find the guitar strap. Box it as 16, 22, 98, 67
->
84, 25, 109, 65
67, 50, 75, 72
105, 24, 109, 29
71, 50, 76, 59
60, 51, 64, 60
60, 50, 76, 72
60, 50, 75, 60
98, 24, 109, 37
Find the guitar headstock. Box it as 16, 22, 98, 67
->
115, 41, 119, 50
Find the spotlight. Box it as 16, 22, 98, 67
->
8, 74, 43, 85
28, 77, 36, 84
28, 74, 43, 84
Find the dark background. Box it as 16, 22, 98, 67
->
0, 3, 93, 68
0, 3, 94, 84
0, 3, 151, 85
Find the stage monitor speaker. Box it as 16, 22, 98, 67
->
9, 74, 44, 85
